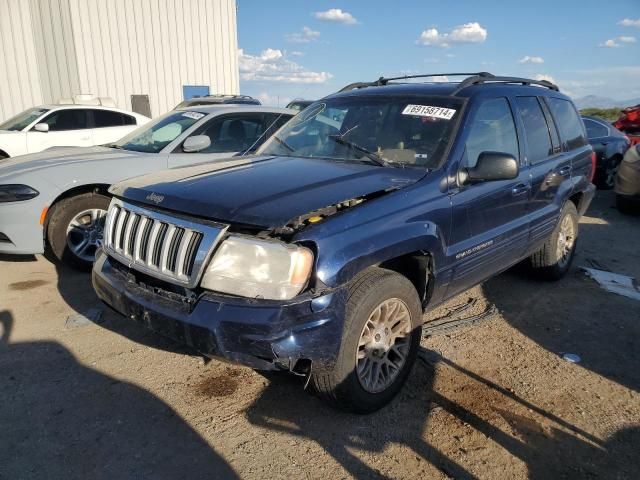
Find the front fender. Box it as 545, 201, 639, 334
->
295, 175, 451, 288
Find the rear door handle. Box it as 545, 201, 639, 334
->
512, 183, 531, 196
558, 166, 572, 177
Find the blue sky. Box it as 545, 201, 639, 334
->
236, 0, 640, 106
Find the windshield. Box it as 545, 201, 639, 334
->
114, 110, 207, 153
0, 108, 49, 131
259, 95, 463, 168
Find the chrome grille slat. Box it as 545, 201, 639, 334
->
133, 216, 149, 261
159, 225, 177, 272
103, 198, 227, 287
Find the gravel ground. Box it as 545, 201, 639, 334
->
1, 190, 639, 480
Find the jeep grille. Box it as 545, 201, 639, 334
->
103, 198, 227, 287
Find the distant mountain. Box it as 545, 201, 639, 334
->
574, 95, 640, 110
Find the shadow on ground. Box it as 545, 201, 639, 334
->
483, 219, 640, 393
246, 348, 639, 479
0, 310, 238, 480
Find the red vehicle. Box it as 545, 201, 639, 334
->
614, 105, 640, 146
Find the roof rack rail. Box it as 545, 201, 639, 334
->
451, 74, 559, 94
338, 72, 559, 94
338, 73, 491, 93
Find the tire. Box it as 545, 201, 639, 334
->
595, 156, 622, 190
310, 267, 422, 413
47, 192, 111, 271
529, 201, 579, 280
616, 194, 640, 215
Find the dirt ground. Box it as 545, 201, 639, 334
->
1, 190, 639, 480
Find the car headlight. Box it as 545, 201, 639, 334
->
0, 184, 40, 202
200, 235, 314, 300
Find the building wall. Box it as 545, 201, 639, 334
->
0, 0, 239, 120
0, 0, 43, 120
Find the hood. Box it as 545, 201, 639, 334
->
0, 146, 147, 180
0, 130, 22, 135
110, 156, 425, 228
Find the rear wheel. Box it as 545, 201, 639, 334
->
529, 201, 578, 280
595, 155, 622, 190
47, 192, 110, 270
310, 267, 422, 413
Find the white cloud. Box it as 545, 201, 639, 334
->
417, 22, 487, 48
600, 39, 621, 48
535, 74, 556, 84
314, 8, 358, 25
518, 55, 544, 64
285, 26, 320, 43
238, 48, 332, 84
619, 18, 640, 28
618, 36, 637, 43
290, 51, 304, 57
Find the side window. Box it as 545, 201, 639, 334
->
92, 109, 136, 128
39, 109, 90, 131
190, 115, 266, 153
465, 97, 519, 168
546, 98, 587, 150
583, 119, 608, 139
515, 97, 553, 164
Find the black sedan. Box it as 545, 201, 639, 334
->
582, 116, 631, 189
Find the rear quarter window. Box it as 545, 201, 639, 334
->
546, 98, 587, 150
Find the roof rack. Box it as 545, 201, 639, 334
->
338, 72, 559, 94
451, 73, 559, 94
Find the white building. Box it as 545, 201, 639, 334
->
0, 0, 239, 120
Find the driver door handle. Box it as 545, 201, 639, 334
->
512, 183, 531, 196
558, 166, 572, 177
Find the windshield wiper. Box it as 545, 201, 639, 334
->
104, 143, 123, 149
328, 135, 393, 167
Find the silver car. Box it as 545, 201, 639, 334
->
0, 105, 294, 269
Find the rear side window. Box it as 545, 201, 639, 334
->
465, 97, 519, 167
40, 109, 91, 131
546, 98, 587, 150
515, 97, 553, 164
93, 110, 136, 128
583, 119, 608, 139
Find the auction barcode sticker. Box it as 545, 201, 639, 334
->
402, 105, 456, 120
182, 111, 205, 120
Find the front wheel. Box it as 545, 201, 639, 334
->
47, 192, 111, 270
310, 267, 422, 413
529, 201, 578, 280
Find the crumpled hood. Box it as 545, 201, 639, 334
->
110, 156, 426, 228
0, 146, 146, 180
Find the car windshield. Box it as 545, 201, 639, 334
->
113, 111, 207, 153
0, 107, 49, 131
258, 95, 463, 168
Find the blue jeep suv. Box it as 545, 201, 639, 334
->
93, 73, 596, 413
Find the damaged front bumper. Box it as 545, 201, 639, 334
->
92, 249, 346, 372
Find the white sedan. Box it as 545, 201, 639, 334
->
0, 104, 150, 159
0, 105, 294, 269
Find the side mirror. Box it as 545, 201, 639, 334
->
182, 135, 211, 153
34, 123, 49, 133
462, 151, 518, 183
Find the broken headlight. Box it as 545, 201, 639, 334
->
200, 235, 313, 300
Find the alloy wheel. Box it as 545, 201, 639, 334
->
355, 298, 412, 393
65, 208, 107, 262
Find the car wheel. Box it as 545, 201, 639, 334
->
616, 194, 640, 215
47, 192, 110, 271
529, 201, 578, 280
595, 156, 622, 190
310, 267, 422, 413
